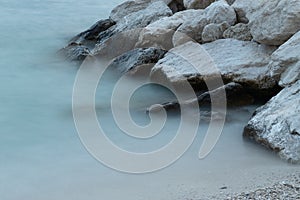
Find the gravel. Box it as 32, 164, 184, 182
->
227, 174, 300, 200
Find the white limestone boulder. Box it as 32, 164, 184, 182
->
244, 80, 300, 163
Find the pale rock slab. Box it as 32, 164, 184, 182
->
244, 80, 300, 163
150, 40, 277, 91
268, 31, 300, 87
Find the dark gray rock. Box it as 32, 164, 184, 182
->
225, 0, 235, 5
70, 19, 116, 45
167, 0, 185, 13
149, 82, 254, 112
244, 80, 300, 163
108, 47, 167, 74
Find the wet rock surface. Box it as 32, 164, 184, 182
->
149, 82, 254, 112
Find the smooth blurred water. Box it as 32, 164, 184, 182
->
0, 1, 298, 200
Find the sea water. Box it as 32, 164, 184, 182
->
0, 1, 297, 199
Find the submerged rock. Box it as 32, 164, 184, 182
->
223, 23, 252, 41
268, 31, 300, 87
151, 40, 277, 94
108, 47, 167, 74
244, 80, 300, 163
232, 0, 300, 45
149, 82, 253, 112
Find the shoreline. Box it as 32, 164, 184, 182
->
61, 0, 300, 198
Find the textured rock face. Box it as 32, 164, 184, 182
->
151, 40, 276, 91
59, 43, 91, 61
175, 0, 236, 43
223, 23, 252, 41
93, 29, 143, 59
70, 19, 116, 44
244, 80, 300, 163
98, 1, 172, 44
174, 16, 208, 45
165, 0, 185, 13
183, 0, 215, 9
109, 0, 152, 22
268, 31, 300, 87
202, 22, 229, 43
136, 9, 203, 49
204, 0, 236, 25
232, 0, 300, 45
225, 0, 235, 5
108, 47, 167, 74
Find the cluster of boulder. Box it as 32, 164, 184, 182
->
62, 0, 300, 163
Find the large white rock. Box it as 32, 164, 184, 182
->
174, 0, 236, 44
150, 40, 277, 90
244, 80, 300, 163
135, 9, 203, 49
268, 31, 300, 87
98, 1, 172, 44
110, 0, 184, 22
147, 9, 203, 30
110, 0, 153, 22
204, 0, 236, 25
232, 0, 300, 45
